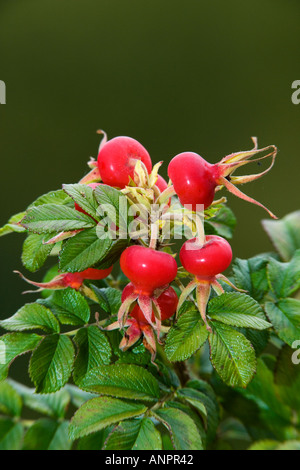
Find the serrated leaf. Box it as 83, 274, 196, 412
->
267, 250, 300, 299
262, 210, 300, 261
92, 286, 122, 314
29, 334, 75, 393
0, 212, 27, 237
154, 407, 203, 450
95, 237, 130, 269
275, 345, 300, 411
104, 418, 162, 450
0, 382, 22, 417
23, 419, 72, 450
73, 326, 111, 383
208, 293, 271, 330
79, 364, 160, 401
165, 304, 208, 362
265, 299, 300, 347
59, 226, 112, 272
65, 384, 97, 409
39, 288, 90, 326
0, 418, 23, 450
21, 233, 54, 272
29, 189, 72, 208
0, 333, 41, 381
205, 206, 236, 239
94, 184, 132, 235
177, 389, 207, 421
9, 380, 70, 419
208, 321, 256, 388
22, 204, 95, 233
0, 303, 60, 333
63, 183, 101, 220
69, 397, 147, 439
232, 254, 274, 302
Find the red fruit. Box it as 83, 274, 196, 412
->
180, 235, 232, 279
168, 152, 218, 211
97, 136, 152, 189
122, 283, 178, 325
120, 246, 178, 296
75, 183, 101, 214
155, 175, 168, 193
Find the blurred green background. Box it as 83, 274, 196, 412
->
0, 0, 299, 383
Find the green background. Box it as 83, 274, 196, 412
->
0, 0, 299, 349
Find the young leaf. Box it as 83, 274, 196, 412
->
0, 212, 27, 237
39, 288, 90, 326
91, 286, 122, 314
63, 183, 101, 220
79, 364, 160, 402
208, 321, 256, 388
0, 418, 23, 450
21, 233, 54, 272
154, 407, 203, 450
0, 333, 41, 381
59, 226, 112, 272
0, 303, 60, 334
69, 397, 147, 439
22, 204, 95, 233
262, 210, 300, 261
232, 254, 274, 302
23, 419, 72, 450
267, 250, 300, 299
73, 326, 112, 383
0, 382, 22, 417
165, 303, 208, 362
29, 334, 75, 393
104, 418, 162, 450
265, 299, 300, 347
208, 293, 271, 330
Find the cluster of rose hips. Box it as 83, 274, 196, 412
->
19, 133, 277, 360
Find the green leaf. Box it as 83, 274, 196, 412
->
0, 212, 27, 237
0, 333, 41, 381
73, 326, 112, 383
69, 397, 147, 439
239, 358, 291, 423
104, 418, 162, 450
275, 345, 300, 411
21, 233, 54, 272
79, 364, 160, 402
262, 210, 300, 261
248, 440, 280, 451
95, 238, 130, 269
63, 183, 101, 220
65, 384, 97, 408
208, 322, 256, 388
29, 334, 75, 393
267, 250, 300, 299
0, 303, 60, 333
9, 380, 71, 419
40, 288, 90, 325
22, 204, 95, 233
0, 382, 22, 417
0, 418, 23, 450
23, 419, 72, 450
92, 286, 122, 314
59, 226, 112, 272
29, 189, 72, 208
265, 299, 300, 347
177, 388, 207, 422
94, 184, 132, 234
204, 206, 236, 239
232, 254, 274, 302
154, 407, 203, 450
165, 303, 208, 362
208, 293, 271, 330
